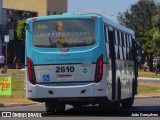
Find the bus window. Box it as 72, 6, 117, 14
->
123, 46, 127, 60
105, 26, 110, 58
121, 32, 125, 46
115, 30, 118, 45
123, 34, 126, 47
108, 28, 113, 58
122, 33, 126, 60
115, 45, 119, 59
125, 34, 129, 48
114, 31, 119, 59
105, 26, 109, 42
125, 34, 129, 60
127, 35, 129, 48
117, 31, 120, 45
129, 48, 133, 60
118, 32, 123, 60
119, 32, 122, 46
129, 36, 132, 47
33, 19, 96, 48
119, 48, 123, 60
127, 48, 130, 61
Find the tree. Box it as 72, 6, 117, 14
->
16, 19, 26, 40
152, 13, 160, 60
117, 0, 160, 70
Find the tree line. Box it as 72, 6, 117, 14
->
118, 0, 160, 71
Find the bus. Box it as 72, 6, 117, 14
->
25, 13, 141, 112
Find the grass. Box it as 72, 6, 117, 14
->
138, 71, 160, 78
0, 69, 160, 104
0, 69, 32, 104
138, 82, 160, 97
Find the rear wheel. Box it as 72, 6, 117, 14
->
121, 97, 134, 109
121, 79, 135, 109
102, 79, 121, 111
45, 102, 65, 113
115, 79, 121, 110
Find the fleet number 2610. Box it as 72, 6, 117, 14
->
55, 66, 75, 73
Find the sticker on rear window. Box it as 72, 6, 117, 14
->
43, 75, 50, 81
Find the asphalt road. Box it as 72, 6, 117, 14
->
0, 97, 160, 119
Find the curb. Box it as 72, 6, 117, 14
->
0, 103, 3, 107
138, 77, 160, 80
1, 96, 160, 108
0, 102, 39, 108
12, 74, 25, 77
135, 95, 160, 99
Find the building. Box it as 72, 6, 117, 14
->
3, 0, 67, 16
1, 0, 68, 64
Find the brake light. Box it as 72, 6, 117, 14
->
31, 18, 37, 20
27, 57, 36, 84
94, 55, 103, 83
28, 90, 33, 93
60, 48, 69, 52
91, 16, 97, 19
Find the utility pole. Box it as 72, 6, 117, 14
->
4, 35, 9, 74
4, 35, 9, 64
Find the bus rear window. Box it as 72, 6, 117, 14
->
33, 19, 96, 48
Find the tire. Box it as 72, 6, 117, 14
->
107, 79, 121, 111
121, 79, 135, 109
121, 97, 134, 109
45, 102, 65, 113
115, 79, 121, 110
133, 78, 137, 95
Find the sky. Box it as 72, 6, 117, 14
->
68, 0, 139, 22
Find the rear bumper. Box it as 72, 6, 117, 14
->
28, 97, 110, 104
26, 81, 107, 99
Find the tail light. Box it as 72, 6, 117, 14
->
27, 57, 36, 84
91, 16, 97, 19
94, 55, 103, 83
31, 18, 37, 20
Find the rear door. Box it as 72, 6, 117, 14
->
108, 27, 116, 100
